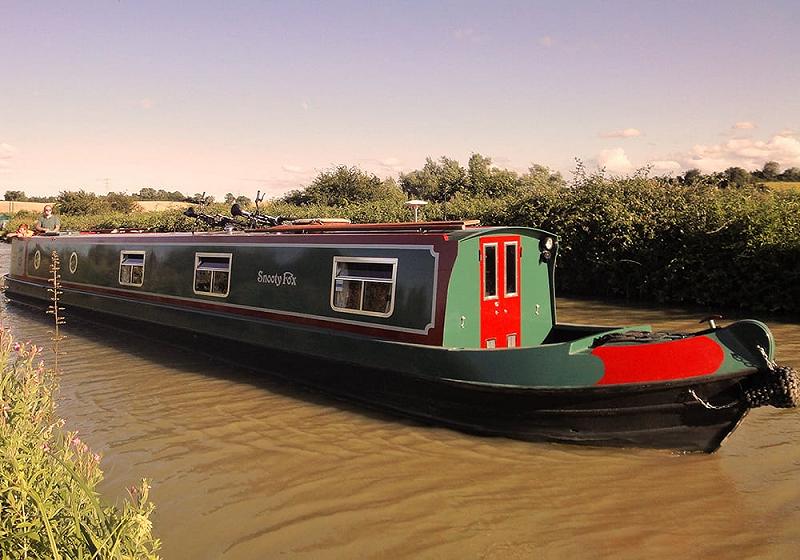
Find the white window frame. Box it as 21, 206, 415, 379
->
330, 256, 398, 318
504, 241, 519, 298
193, 252, 232, 298
119, 250, 146, 287
483, 242, 499, 301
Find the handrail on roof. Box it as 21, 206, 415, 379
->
263, 219, 481, 233
72, 220, 482, 235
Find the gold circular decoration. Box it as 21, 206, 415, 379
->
33, 250, 41, 270
69, 252, 78, 274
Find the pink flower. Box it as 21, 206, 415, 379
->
13, 343, 20, 352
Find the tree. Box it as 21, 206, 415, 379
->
56, 190, 108, 215
761, 161, 781, 181
192, 193, 214, 204
680, 168, 703, 186
519, 164, 565, 190
234, 195, 252, 207
4, 190, 26, 201
399, 157, 468, 202
283, 165, 403, 206
224, 193, 236, 205
105, 192, 142, 213
136, 187, 158, 200
722, 167, 753, 188
779, 167, 800, 181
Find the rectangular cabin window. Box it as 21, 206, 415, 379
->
331, 257, 397, 317
505, 242, 518, 296
193, 253, 232, 297
483, 243, 498, 299
119, 251, 145, 287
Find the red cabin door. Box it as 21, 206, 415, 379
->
480, 236, 521, 348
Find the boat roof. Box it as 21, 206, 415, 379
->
34, 220, 555, 242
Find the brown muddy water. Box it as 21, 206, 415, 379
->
1, 243, 799, 558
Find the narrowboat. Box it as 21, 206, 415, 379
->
3, 218, 798, 452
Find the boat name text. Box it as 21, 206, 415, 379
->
257, 270, 297, 287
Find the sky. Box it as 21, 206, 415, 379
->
2, 0, 799, 199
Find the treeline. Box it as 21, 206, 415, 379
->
3, 187, 190, 203
279, 156, 799, 208
672, 161, 800, 188
281, 156, 565, 206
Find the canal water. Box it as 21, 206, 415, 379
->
1, 244, 798, 558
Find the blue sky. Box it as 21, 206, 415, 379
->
2, 0, 799, 198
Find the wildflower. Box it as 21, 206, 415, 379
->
13, 342, 21, 352
128, 485, 140, 506
42, 442, 50, 453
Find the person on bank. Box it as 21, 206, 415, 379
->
34, 204, 61, 234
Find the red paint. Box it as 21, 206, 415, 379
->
592, 336, 725, 385
479, 236, 521, 348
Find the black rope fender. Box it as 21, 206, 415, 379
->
741, 347, 800, 409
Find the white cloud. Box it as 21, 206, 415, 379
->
733, 121, 756, 130
539, 35, 554, 48
684, 134, 800, 172
597, 148, 634, 174
600, 128, 642, 139
282, 164, 306, 174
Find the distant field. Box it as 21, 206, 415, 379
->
764, 181, 800, 191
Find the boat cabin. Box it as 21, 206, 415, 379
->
8, 221, 558, 350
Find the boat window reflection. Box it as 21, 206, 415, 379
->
193, 253, 232, 297
331, 257, 397, 317
119, 251, 145, 287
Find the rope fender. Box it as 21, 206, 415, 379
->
742, 346, 800, 409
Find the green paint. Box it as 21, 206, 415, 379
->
442, 237, 481, 348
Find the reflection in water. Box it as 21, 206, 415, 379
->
1, 244, 799, 558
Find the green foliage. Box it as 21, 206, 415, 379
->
56, 190, 142, 215
4, 191, 26, 201
133, 188, 187, 202
56, 190, 108, 215
3, 191, 59, 203
283, 165, 403, 206
234, 195, 252, 208
399, 156, 469, 202
0, 330, 160, 558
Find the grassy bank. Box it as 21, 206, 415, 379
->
0, 328, 160, 558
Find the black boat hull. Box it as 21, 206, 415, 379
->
5, 289, 749, 453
